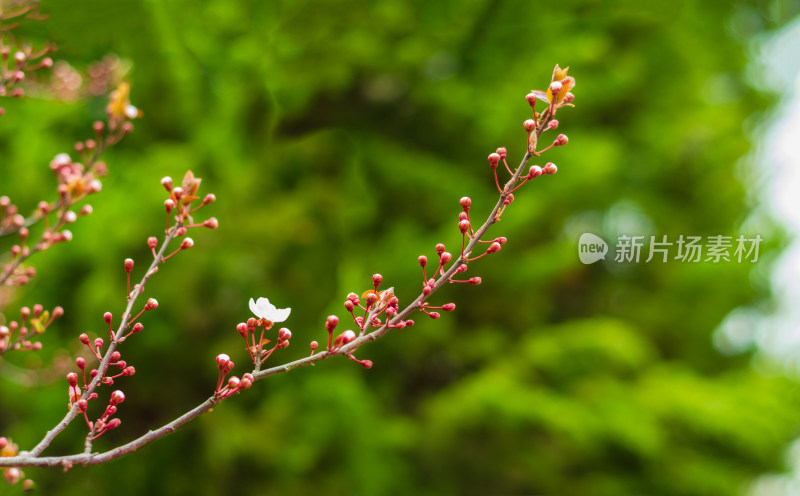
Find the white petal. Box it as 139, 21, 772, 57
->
249, 298, 260, 317
270, 307, 291, 323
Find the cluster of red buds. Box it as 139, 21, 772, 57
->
0, 0, 54, 116
159, 171, 218, 238
0, 303, 63, 354
214, 353, 254, 398
0, 83, 141, 294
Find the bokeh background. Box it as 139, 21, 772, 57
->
3, 0, 800, 494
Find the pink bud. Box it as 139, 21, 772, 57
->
33, 304, 43, 317
525, 92, 537, 106
442, 303, 456, 311
428, 311, 440, 320
104, 312, 113, 324
180, 238, 194, 250
132, 322, 144, 333
543, 162, 557, 175
77, 399, 88, 412
422, 285, 432, 296
418, 255, 427, 267
161, 176, 173, 191
124, 258, 134, 273
94, 337, 104, 349
76, 357, 86, 370
549, 81, 562, 94
310, 341, 319, 351
216, 354, 230, 368
344, 300, 354, 312
360, 360, 373, 369
164, 198, 175, 212
80, 333, 90, 345
203, 217, 219, 229
171, 187, 184, 200
469, 277, 482, 285
110, 390, 125, 405
496, 147, 507, 160
554, 134, 568, 146
487, 153, 500, 168
372, 273, 383, 287
203, 193, 216, 205
227, 376, 241, 389
105, 418, 121, 430
547, 119, 559, 130
145, 298, 158, 310
109, 351, 121, 362
458, 220, 470, 234
487, 242, 502, 254
460, 196, 471, 211
563, 92, 575, 103
147, 237, 158, 249
495, 237, 508, 245
523, 119, 536, 133
123, 366, 136, 376
67, 372, 78, 386
278, 328, 292, 340
326, 315, 339, 332
526, 165, 543, 180
440, 252, 452, 264
436, 243, 445, 255
237, 322, 248, 337
20, 306, 30, 319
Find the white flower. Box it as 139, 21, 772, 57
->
249, 297, 291, 323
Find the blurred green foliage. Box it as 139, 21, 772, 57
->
2, 0, 800, 494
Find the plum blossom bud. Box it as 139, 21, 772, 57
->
216, 354, 231, 369
180, 238, 194, 250
80, 204, 93, 216
123, 366, 136, 376
495, 237, 508, 245
109, 351, 121, 362
132, 323, 144, 333
564, 92, 575, 103
418, 255, 427, 267
310, 341, 319, 351
203, 217, 219, 229
124, 258, 134, 272
87, 180, 102, 193
436, 243, 446, 255
372, 273, 383, 287
203, 193, 216, 205
237, 322, 248, 337
278, 328, 292, 341
110, 390, 125, 405
458, 220, 470, 234
487, 242, 502, 254
64, 210, 77, 223
124, 105, 139, 119
422, 284, 432, 296
523, 119, 536, 133
145, 298, 158, 310
227, 376, 241, 389
503, 194, 514, 206
164, 198, 175, 212
104, 312, 113, 324
487, 153, 500, 168
77, 399, 88, 412
460, 196, 471, 211
442, 303, 456, 311
469, 276, 482, 285
344, 300, 354, 312
428, 311, 440, 320
33, 304, 43, 317
526, 165, 543, 180
148, 237, 158, 249
161, 176, 173, 191
20, 307, 30, 319
4, 467, 21, 485
67, 372, 78, 386
549, 81, 562, 94
326, 315, 339, 332
554, 134, 568, 146
80, 333, 90, 345
543, 162, 558, 175
239, 375, 253, 390
547, 119, 559, 130
105, 418, 121, 430
94, 337, 104, 349
359, 360, 373, 369
496, 147, 507, 160
525, 92, 537, 106
440, 252, 452, 264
